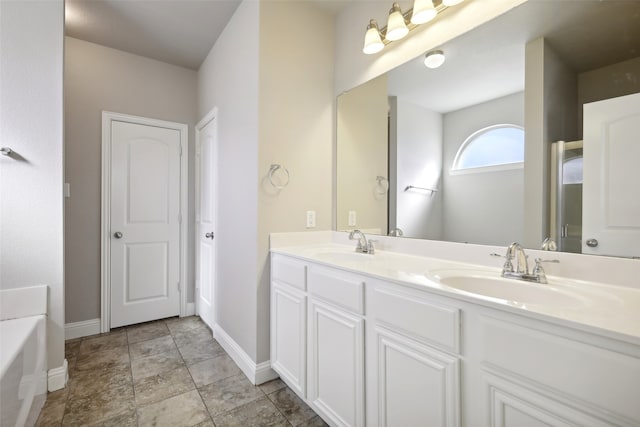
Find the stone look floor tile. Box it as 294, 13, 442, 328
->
172, 326, 214, 349
259, 378, 287, 395
62, 382, 135, 425
68, 363, 132, 400
129, 334, 177, 360
297, 415, 329, 427
134, 366, 196, 406
36, 389, 68, 426
75, 345, 130, 372
136, 389, 210, 427
42, 316, 324, 427
198, 373, 264, 416
78, 332, 128, 355
127, 320, 170, 344
177, 336, 225, 365
131, 347, 185, 381
65, 340, 80, 359
166, 316, 209, 335
187, 353, 242, 388
212, 396, 289, 427
267, 387, 317, 426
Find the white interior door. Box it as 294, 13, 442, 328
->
110, 120, 181, 327
583, 92, 640, 258
196, 114, 216, 330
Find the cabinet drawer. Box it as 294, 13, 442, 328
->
272, 254, 307, 291
308, 266, 364, 315
372, 286, 460, 354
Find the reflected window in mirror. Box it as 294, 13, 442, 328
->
451, 124, 524, 173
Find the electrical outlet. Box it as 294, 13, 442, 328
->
348, 210, 357, 226
306, 210, 316, 228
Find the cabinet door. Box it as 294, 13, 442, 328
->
271, 282, 306, 397
308, 299, 365, 427
371, 326, 460, 427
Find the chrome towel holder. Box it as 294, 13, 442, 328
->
268, 164, 290, 189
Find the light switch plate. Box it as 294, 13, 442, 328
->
348, 211, 356, 226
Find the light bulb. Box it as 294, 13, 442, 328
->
411, 0, 437, 25
385, 3, 409, 41
443, 0, 464, 6
363, 20, 384, 54
424, 50, 445, 68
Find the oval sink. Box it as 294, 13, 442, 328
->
430, 270, 585, 308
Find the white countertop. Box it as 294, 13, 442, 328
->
272, 243, 640, 345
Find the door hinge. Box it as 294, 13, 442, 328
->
177, 282, 181, 293
179, 145, 183, 157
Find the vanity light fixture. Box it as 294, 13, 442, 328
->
411, 0, 437, 25
386, 3, 409, 41
424, 49, 445, 68
362, 0, 465, 55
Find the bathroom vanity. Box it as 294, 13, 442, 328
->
269, 233, 640, 427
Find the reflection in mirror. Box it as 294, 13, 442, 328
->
336, 0, 640, 257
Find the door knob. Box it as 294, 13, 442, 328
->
586, 238, 598, 247
114, 231, 123, 239
205, 232, 214, 240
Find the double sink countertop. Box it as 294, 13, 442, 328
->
271, 242, 640, 346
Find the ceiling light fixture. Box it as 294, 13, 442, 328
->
424, 49, 445, 68
362, 0, 466, 55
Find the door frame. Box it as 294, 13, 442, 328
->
194, 107, 218, 322
100, 111, 189, 333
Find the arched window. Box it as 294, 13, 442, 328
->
451, 124, 525, 173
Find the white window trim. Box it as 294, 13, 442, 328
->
449, 161, 523, 175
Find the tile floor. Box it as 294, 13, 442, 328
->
36, 316, 327, 427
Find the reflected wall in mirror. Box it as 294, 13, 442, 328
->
336, 0, 640, 258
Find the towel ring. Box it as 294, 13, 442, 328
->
375, 176, 389, 195
268, 164, 290, 189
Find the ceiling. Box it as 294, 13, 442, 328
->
388, 1, 640, 113
65, 0, 352, 70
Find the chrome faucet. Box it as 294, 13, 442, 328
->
492, 242, 559, 284
349, 229, 375, 254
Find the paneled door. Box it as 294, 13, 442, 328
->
110, 119, 182, 327
583, 92, 640, 257
196, 111, 217, 330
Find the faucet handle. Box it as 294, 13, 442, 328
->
490, 252, 514, 273
532, 258, 559, 284
367, 240, 378, 254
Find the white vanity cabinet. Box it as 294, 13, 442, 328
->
366, 281, 461, 427
270, 251, 640, 427
307, 265, 366, 427
270, 254, 308, 397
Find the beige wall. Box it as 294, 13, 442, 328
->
65, 37, 197, 323
336, 74, 388, 234
257, 1, 335, 361
0, 0, 65, 372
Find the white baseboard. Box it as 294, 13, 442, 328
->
48, 359, 68, 392
65, 318, 101, 340
213, 324, 278, 386
185, 302, 195, 316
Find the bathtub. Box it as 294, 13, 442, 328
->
0, 285, 48, 427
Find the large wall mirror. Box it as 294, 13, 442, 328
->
336, 0, 640, 258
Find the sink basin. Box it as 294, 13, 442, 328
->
429, 270, 585, 308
